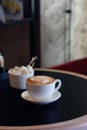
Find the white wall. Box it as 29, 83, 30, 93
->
40, 0, 87, 67
40, 0, 67, 67
71, 0, 87, 60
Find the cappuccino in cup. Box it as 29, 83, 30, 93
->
27, 75, 55, 85
26, 75, 62, 101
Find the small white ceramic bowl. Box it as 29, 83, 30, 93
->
8, 69, 34, 90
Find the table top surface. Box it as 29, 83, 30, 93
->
0, 68, 87, 129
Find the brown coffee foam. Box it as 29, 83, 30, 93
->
27, 75, 55, 85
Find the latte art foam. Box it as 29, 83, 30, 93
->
27, 76, 55, 85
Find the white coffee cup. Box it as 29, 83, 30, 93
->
26, 75, 62, 101
8, 66, 34, 89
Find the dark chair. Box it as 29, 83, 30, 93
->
49, 57, 87, 75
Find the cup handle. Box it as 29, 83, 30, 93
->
55, 79, 62, 91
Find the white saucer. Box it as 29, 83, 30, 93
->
21, 90, 61, 105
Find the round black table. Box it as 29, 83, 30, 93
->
0, 68, 87, 130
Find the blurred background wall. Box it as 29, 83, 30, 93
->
40, 0, 87, 67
